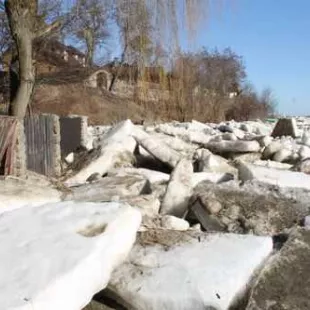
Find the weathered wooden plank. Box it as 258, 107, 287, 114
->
4, 121, 17, 175
24, 114, 60, 177
45, 115, 51, 176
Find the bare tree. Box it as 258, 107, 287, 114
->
108, 0, 210, 91
39, 0, 62, 22
173, 48, 246, 96
1, 0, 61, 119
259, 87, 277, 116
116, 0, 153, 65
225, 84, 276, 121
107, 0, 154, 91
0, 0, 62, 68
68, 0, 110, 67
1, 0, 212, 118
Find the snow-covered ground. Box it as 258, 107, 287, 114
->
0, 177, 61, 215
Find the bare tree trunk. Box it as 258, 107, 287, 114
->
10, 33, 34, 119
4, 0, 60, 119
109, 44, 127, 92
85, 29, 95, 67
5, 0, 36, 120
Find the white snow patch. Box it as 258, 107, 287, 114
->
65, 152, 74, 164
0, 179, 61, 215
161, 215, 190, 231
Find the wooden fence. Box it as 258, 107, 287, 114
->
24, 114, 61, 177
0, 113, 84, 177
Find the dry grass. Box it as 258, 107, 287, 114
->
31, 83, 148, 125
29, 79, 270, 125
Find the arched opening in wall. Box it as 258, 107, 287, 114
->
97, 72, 108, 89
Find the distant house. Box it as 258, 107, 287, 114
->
0, 40, 175, 103
0, 39, 116, 94
2, 39, 86, 74
35, 39, 87, 73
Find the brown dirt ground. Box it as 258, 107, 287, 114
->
31, 83, 153, 125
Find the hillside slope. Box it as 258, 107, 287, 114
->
32, 84, 150, 125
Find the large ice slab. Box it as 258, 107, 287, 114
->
108, 167, 170, 184
206, 140, 261, 154
65, 120, 136, 186
133, 127, 181, 168
65, 175, 150, 202
160, 159, 193, 217
156, 123, 213, 145
0, 201, 141, 310
108, 230, 272, 310
150, 131, 196, 154
238, 161, 310, 190
194, 149, 236, 174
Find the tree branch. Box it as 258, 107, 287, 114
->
36, 19, 61, 38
